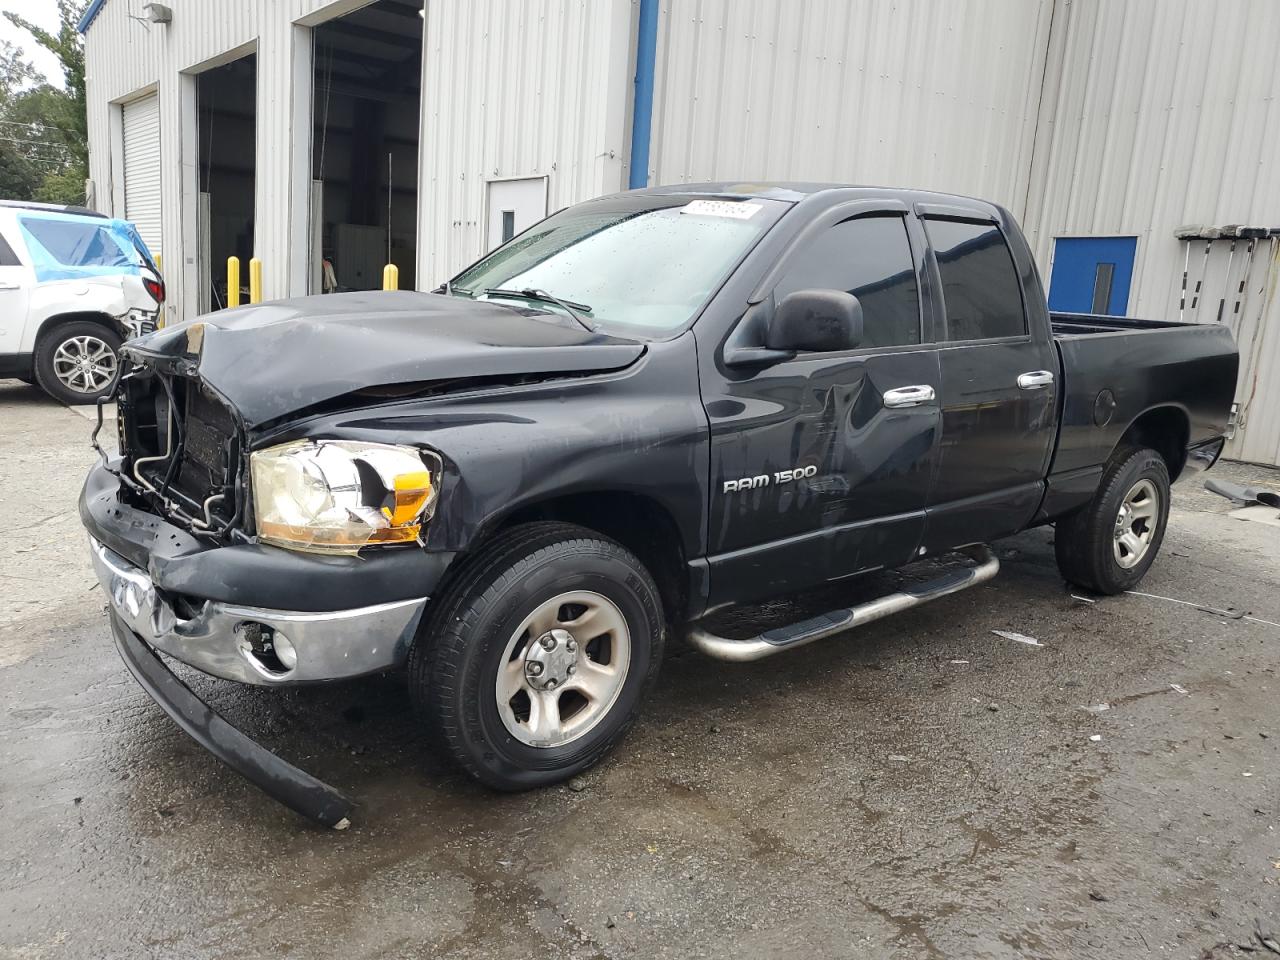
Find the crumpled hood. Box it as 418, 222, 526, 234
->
123, 291, 645, 426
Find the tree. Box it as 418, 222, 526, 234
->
2, 1, 88, 203
0, 40, 43, 198
0, 39, 38, 103
0, 141, 41, 198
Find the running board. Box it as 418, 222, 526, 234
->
687, 546, 999, 663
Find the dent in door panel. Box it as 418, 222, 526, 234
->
705, 350, 940, 611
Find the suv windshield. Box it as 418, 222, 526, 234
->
450, 194, 790, 337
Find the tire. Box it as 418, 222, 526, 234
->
1055, 446, 1171, 595
408, 522, 665, 790
33, 321, 122, 405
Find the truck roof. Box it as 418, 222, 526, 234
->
630, 181, 1004, 216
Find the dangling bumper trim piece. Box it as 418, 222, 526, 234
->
109, 611, 354, 829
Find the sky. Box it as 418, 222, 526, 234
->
1, 0, 66, 89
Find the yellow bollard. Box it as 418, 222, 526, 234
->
249, 257, 263, 304
227, 256, 240, 308
154, 253, 163, 273
382, 263, 399, 291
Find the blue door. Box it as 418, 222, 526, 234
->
1048, 236, 1137, 315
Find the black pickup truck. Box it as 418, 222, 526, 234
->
81, 184, 1238, 827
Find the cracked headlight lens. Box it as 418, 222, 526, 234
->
250, 440, 441, 554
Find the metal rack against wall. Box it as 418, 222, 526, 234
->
1175, 224, 1280, 465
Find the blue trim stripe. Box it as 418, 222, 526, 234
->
628, 0, 659, 190
77, 0, 107, 34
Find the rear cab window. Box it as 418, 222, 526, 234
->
923, 218, 1027, 341
773, 215, 922, 349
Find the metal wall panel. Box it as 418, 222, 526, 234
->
1024, 0, 1280, 465
416, 0, 633, 285
84, 0, 346, 321
647, 0, 1056, 217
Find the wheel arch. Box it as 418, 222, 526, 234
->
1114, 404, 1190, 481
33, 310, 124, 353
477, 490, 690, 627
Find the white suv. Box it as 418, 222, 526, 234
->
0, 201, 163, 404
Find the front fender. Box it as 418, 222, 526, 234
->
255, 336, 710, 560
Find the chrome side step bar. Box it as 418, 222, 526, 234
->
687, 546, 999, 663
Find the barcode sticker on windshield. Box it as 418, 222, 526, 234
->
681, 200, 762, 219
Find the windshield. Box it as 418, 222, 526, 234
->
450, 195, 790, 337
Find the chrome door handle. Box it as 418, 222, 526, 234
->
1017, 370, 1055, 390
0, 281, 20, 290
883, 385, 936, 408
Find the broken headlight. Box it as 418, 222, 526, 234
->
250, 440, 441, 554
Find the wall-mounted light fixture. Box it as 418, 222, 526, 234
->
142, 3, 173, 24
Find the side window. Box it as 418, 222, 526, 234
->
19, 217, 134, 269
0, 229, 19, 266
774, 215, 921, 348
923, 218, 1026, 340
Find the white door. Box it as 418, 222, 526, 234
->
486, 178, 548, 251
0, 220, 32, 357
122, 93, 163, 257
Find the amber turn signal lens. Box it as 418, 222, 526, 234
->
385, 470, 433, 526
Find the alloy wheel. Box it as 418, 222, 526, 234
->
1113, 478, 1160, 569
52, 335, 117, 394
495, 590, 632, 748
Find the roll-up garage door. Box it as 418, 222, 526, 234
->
122, 93, 162, 256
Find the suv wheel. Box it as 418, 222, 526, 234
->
1054, 446, 1171, 595
34, 321, 122, 405
408, 522, 664, 790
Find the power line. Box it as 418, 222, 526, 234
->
0, 119, 80, 135
0, 134, 70, 150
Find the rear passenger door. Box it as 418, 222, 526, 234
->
919, 213, 1058, 552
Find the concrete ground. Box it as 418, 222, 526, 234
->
1, 377, 1278, 960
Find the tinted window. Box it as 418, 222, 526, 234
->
774, 216, 920, 348
0, 230, 18, 266
924, 218, 1026, 340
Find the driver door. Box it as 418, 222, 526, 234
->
701, 210, 941, 609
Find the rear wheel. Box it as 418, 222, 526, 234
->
408, 522, 664, 790
34, 321, 121, 405
1055, 446, 1171, 594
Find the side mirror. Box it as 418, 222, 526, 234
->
766, 289, 864, 353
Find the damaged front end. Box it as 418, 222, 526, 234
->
96, 325, 250, 544
86, 323, 379, 828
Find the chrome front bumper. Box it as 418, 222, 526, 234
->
89, 536, 428, 685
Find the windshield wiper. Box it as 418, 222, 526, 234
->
482, 287, 595, 332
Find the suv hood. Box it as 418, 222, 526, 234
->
123, 291, 645, 427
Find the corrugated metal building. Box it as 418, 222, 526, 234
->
80, 0, 1280, 465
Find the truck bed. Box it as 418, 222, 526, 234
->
1048, 310, 1238, 477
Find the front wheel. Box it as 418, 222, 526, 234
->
1055, 446, 1171, 594
408, 522, 664, 790
33, 321, 122, 405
